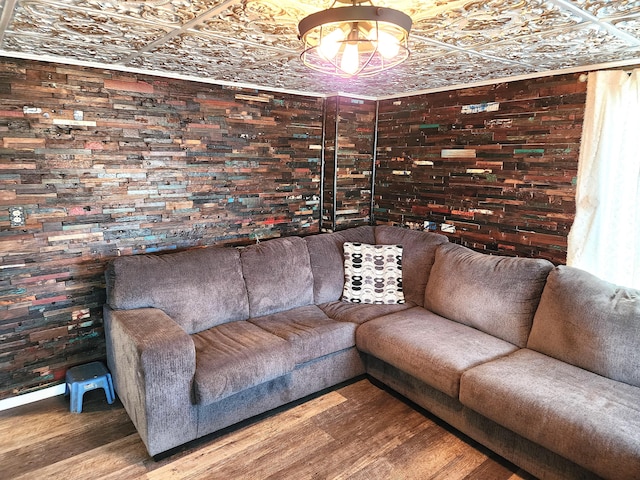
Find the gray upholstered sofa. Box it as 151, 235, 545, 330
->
104, 225, 640, 479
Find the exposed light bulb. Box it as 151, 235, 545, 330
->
318, 28, 345, 61
341, 42, 359, 75
368, 28, 400, 59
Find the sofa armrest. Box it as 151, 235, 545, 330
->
104, 306, 198, 456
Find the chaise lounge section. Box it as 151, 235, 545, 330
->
104, 225, 640, 479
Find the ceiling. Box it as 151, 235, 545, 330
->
1, 0, 639, 98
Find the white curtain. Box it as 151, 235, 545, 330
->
567, 69, 640, 289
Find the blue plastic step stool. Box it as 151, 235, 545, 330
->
65, 361, 115, 413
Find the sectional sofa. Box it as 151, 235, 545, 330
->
103, 225, 640, 479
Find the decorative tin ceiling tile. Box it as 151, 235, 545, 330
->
9, 0, 172, 49
481, 23, 638, 68
140, 33, 287, 72
611, 14, 640, 37
574, 0, 640, 19
3, 33, 132, 63
402, 52, 538, 87
0, 0, 638, 97
193, 16, 301, 49
412, 0, 584, 48
55, 0, 232, 25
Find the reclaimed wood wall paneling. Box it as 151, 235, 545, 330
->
0, 60, 323, 399
374, 73, 586, 263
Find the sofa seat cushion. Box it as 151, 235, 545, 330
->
249, 305, 357, 364
528, 265, 640, 388
192, 321, 295, 405
459, 348, 640, 480
425, 243, 553, 347
356, 307, 519, 398
319, 300, 415, 325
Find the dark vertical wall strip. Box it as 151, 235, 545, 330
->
374, 73, 587, 264
0, 59, 324, 399
370, 101, 380, 226
321, 96, 338, 231
332, 97, 340, 231
320, 97, 376, 231
333, 97, 376, 229
319, 97, 327, 233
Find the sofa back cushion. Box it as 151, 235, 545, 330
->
424, 243, 553, 347
241, 236, 314, 317
528, 265, 640, 387
375, 226, 449, 306
305, 226, 376, 304
105, 247, 249, 334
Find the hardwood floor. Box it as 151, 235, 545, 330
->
1, 379, 535, 480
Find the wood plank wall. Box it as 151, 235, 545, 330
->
374, 73, 587, 264
0, 59, 323, 400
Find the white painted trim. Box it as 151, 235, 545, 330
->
0, 384, 65, 412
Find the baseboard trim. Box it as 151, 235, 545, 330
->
0, 384, 66, 412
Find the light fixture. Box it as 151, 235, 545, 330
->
298, 0, 412, 78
